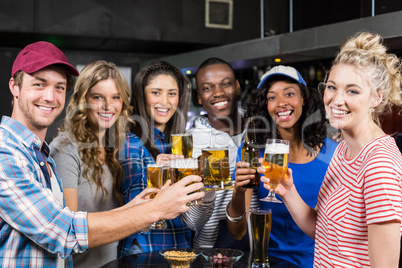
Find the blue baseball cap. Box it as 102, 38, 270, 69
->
257, 65, 306, 89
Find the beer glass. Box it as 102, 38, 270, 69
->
202, 147, 233, 191
171, 133, 193, 158
146, 164, 168, 229
169, 158, 202, 206
250, 208, 272, 268
260, 139, 289, 203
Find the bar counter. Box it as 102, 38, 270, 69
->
101, 250, 299, 267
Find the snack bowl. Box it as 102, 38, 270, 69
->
201, 248, 244, 267
159, 248, 201, 268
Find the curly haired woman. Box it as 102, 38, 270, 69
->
50, 60, 150, 267
226, 65, 338, 267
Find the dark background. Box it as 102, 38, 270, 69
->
1, 0, 401, 141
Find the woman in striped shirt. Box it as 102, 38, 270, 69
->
266, 31, 402, 267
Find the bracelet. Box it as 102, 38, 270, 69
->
225, 201, 247, 223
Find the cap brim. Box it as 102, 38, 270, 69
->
257, 73, 305, 89
21, 59, 79, 76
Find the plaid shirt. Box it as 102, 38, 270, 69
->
0, 116, 88, 267
119, 128, 192, 255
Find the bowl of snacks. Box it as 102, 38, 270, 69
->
159, 248, 201, 268
201, 248, 244, 267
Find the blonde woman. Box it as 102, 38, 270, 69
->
268, 32, 402, 267
50, 60, 148, 267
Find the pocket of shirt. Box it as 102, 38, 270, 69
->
324, 185, 350, 222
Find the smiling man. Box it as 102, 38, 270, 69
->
0, 42, 204, 267
194, 58, 242, 135
189, 57, 243, 177
182, 57, 259, 250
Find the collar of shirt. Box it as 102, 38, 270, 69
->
153, 126, 166, 140
1, 116, 43, 150
192, 115, 212, 129
153, 127, 169, 154
190, 115, 246, 139
1, 116, 51, 159
1, 116, 56, 190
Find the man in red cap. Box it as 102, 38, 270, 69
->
0, 41, 204, 267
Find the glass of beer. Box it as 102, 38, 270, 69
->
250, 208, 272, 268
260, 139, 289, 203
171, 133, 193, 158
146, 164, 168, 229
169, 158, 202, 206
202, 147, 233, 191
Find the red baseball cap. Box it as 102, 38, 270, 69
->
11, 41, 79, 77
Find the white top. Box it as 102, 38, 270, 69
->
49, 170, 66, 268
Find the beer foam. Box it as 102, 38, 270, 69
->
172, 133, 192, 137
147, 164, 166, 168
250, 208, 272, 215
169, 158, 198, 169
265, 143, 289, 154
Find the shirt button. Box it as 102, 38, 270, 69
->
40, 162, 45, 166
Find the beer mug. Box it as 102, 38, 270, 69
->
202, 147, 233, 191
169, 158, 202, 206
260, 139, 289, 203
250, 208, 272, 268
171, 133, 193, 158
147, 164, 168, 199
146, 164, 169, 229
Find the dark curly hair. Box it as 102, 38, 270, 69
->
245, 76, 327, 156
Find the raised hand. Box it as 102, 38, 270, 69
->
260, 167, 294, 198
234, 161, 257, 192
116, 188, 157, 211
152, 175, 205, 220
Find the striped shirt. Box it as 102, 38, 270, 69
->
315, 135, 402, 267
0, 116, 88, 267
183, 116, 259, 249
182, 187, 259, 249
119, 128, 192, 255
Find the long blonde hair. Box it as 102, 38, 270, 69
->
61, 60, 133, 204
333, 32, 402, 125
